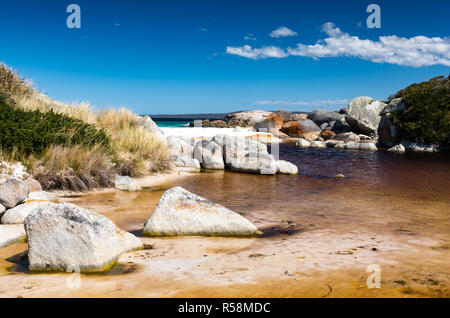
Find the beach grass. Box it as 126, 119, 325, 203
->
0, 62, 170, 190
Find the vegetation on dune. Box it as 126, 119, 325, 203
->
389, 75, 450, 145
0, 97, 108, 157
0, 63, 170, 190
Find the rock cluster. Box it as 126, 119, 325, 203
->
0, 177, 58, 224
166, 134, 298, 175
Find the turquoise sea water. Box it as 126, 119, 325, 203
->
153, 119, 192, 127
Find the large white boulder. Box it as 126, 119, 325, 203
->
296, 138, 311, 148
26, 191, 59, 202
1, 202, 52, 224
277, 160, 298, 175
114, 175, 142, 191
24, 203, 143, 272
143, 187, 260, 237
193, 141, 225, 170
0, 224, 26, 249
139, 116, 166, 140
0, 178, 30, 209
215, 135, 277, 175
346, 97, 387, 135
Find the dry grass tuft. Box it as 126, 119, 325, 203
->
97, 108, 170, 177
28, 144, 114, 191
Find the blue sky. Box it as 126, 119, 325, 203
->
1, 0, 449, 114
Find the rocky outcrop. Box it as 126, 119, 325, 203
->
330, 121, 352, 134
215, 135, 278, 175
139, 116, 166, 140
320, 130, 336, 140
193, 141, 224, 170
334, 132, 360, 143
377, 98, 406, 148
280, 119, 321, 141
24, 203, 143, 272
307, 110, 345, 126
254, 110, 300, 132
224, 110, 272, 126
114, 175, 142, 191
345, 97, 387, 135
0, 179, 30, 209
167, 136, 194, 160
143, 187, 260, 237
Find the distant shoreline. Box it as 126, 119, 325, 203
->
145, 110, 311, 120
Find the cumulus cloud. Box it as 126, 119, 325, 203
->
244, 33, 257, 41
269, 26, 298, 38
227, 22, 450, 67
226, 45, 288, 59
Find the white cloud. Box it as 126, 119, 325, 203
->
198, 27, 208, 32
244, 33, 257, 41
227, 22, 450, 67
269, 27, 298, 38
226, 45, 288, 60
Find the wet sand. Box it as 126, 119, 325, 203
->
0, 145, 449, 297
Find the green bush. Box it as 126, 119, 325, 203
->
0, 97, 109, 157
389, 75, 450, 145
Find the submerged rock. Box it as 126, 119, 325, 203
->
325, 140, 344, 148
24, 203, 143, 272
114, 175, 142, 191
387, 144, 406, 153
276, 160, 298, 175
0, 179, 30, 209
309, 141, 326, 148
143, 187, 260, 237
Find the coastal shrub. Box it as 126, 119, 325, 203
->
28, 144, 114, 191
97, 108, 170, 177
0, 97, 109, 157
389, 75, 450, 145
